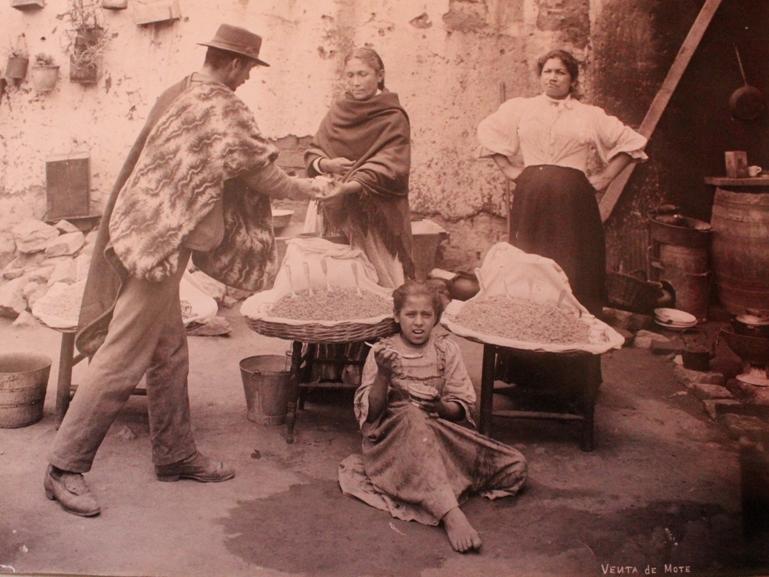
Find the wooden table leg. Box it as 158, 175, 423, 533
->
580, 394, 595, 452
479, 344, 496, 437
579, 356, 600, 452
55, 331, 76, 424
298, 343, 317, 411
284, 340, 304, 444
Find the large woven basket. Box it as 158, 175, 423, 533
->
245, 316, 398, 343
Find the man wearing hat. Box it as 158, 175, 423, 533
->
44, 24, 335, 517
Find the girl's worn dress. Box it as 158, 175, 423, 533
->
306, 90, 414, 288
338, 333, 527, 526
477, 93, 647, 315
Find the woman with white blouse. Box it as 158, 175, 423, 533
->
477, 49, 647, 315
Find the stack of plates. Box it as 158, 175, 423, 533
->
654, 308, 697, 330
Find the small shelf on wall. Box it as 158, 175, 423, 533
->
11, 0, 45, 10
102, 0, 127, 8
133, 0, 180, 26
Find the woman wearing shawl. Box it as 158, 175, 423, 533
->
302, 47, 414, 385
306, 47, 414, 288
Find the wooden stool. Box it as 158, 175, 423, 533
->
54, 329, 86, 423
52, 328, 146, 423
479, 344, 600, 452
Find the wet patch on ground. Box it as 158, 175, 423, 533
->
218, 480, 449, 577
218, 473, 753, 577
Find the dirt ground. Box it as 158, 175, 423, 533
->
1, 309, 767, 577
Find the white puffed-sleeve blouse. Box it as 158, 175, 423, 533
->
477, 94, 647, 173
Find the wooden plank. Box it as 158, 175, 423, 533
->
599, 0, 723, 223
704, 176, 769, 187
491, 409, 585, 422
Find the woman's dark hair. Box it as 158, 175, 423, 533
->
345, 47, 385, 90
392, 280, 444, 322
536, 49, 580, 94
204, 46, 247, 70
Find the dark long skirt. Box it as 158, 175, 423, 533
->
511, 165, 606, 316
501, 165, 604, 395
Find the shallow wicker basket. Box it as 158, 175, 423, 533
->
245, 316, 398, 343
606, 272, 660, 314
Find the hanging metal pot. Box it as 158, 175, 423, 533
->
729, 45, 766, 121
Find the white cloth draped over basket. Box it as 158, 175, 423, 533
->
240, 237, 393, 326
441, 242, 624, 354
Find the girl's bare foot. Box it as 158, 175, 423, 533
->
442, 507, 482, 553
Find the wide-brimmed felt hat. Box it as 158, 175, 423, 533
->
198, 24, 269, 67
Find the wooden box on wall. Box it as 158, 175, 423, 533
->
45, 152, 90, 221
11, 0, 45, 9
133, 0, 180, 25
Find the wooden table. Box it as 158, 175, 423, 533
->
245, 315, 397, 444
478, 344, 601, 452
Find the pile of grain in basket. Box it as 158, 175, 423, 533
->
270, 288, 391, 321
455, 295, 589, 344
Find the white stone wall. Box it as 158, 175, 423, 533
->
1, 0, 593, 268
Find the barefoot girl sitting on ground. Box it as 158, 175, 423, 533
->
338, 280, 527, 553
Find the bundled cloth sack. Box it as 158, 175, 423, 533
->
241, 236, 395, 385
32, 277, 217, 331
241, 236, 392, 325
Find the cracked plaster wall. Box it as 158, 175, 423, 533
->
2, 0, 697, 272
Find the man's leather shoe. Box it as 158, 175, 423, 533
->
44, 465, 101, 517
155, 451, 235, 483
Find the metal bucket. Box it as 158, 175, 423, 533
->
0, 352, 52, 428
239, 355, 290, 426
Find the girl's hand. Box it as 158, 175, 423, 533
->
321, 157, 355, 175
373, 345, 401, 377
418, 398, 463, 420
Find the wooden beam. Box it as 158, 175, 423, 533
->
599, 0, 723, 222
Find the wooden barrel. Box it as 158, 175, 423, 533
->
711, 189, 769, 314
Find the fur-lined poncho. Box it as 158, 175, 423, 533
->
109, 79, 278, 284
76, 76, 278, 356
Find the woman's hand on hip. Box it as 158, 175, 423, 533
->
588, 172, 613, 192
502, 165, 523, 182
491, 154, 522, 182
321, 157, 355, 175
